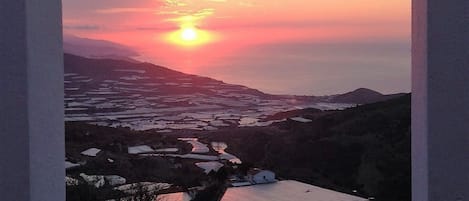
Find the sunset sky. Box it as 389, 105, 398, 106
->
62, 0, 410, 95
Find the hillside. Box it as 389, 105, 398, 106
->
64, 54, 405, 133
203, 94, 411, 201
319, 88, 406, 104
64, 53, 347, 132
65, 94, 410, 201
63, 35, 140, 60
65, 53, 267, 97
64, 53, 292, 131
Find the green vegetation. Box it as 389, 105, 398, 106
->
65, 94, 410, 201
204, 94, 411, 201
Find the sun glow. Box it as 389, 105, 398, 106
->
181, 28, 197, 41
165, 25, 217, 47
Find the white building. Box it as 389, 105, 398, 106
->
246, 169, 276, 184
221, 180, 367, 201
81, 148, 102, 157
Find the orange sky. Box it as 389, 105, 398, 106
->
62, 0, 411, 95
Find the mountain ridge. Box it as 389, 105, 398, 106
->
64, 53, 402, 102
64, 53, 406, 131
63, 35, 140, 60
64, 53, 268, 94
325, 88, 406, 104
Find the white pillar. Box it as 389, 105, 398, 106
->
412, 0, 469, 201
0, 0, 64, 201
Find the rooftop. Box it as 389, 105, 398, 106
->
221, 180, 367, 201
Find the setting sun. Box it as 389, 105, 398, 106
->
165, 26, 217, 47
181, 28, 197, 41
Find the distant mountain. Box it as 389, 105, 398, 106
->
64, 53, 268, 98
323, 88, 406, 104
64, 53, 405, 131
64, 54, 315, 131
63, 36, 405, 105
63, 35, 140, 62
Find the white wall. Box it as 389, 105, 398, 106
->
0, 0, 65, 201
412, 0, 469, 201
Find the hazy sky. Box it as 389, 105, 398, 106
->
63, 0, 411, 95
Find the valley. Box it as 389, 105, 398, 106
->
64, 54, 410, 201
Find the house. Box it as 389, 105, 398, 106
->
246, 169, 276, 184
221, 180, 368, 201
81, 148, 102, 157
157, 192, 193, 201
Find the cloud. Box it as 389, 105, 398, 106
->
95, 8, 156, 14
192, 8, 216, 18
63, 25, 100, 30
210, 18, 408, 31
156, 0, 233, 28
160, 8, 216, 26
164, 0, 187, 7
238, 1, 256, 7
135, 25, 177, 31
